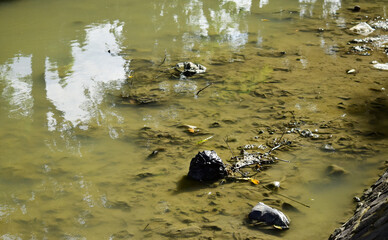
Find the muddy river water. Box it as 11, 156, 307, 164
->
1, 0, 388, 239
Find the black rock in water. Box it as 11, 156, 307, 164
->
188, 150, 227, 182
248, 202, 290, 229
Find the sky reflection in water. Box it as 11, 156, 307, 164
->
0, 0, 344, 133
2, 0, 387, 239
44, 21, 127, 128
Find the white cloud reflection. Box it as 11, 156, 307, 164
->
299, 0, 342, 18
299, 0, 317, 17
45, 21, 127, 128
259, 0, 269, 8
0, 55, 33, 119
223, 0, 252, 11
185, 0, 209, 37
209, 7, 248, 49
323, 0, 341, 17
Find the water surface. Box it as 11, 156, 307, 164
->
1, 0, 388, 239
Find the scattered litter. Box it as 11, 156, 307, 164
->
175, 62, 206, 79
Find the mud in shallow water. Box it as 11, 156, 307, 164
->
1, 0, 388, 239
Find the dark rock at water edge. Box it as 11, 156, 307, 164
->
188, 150, 227, 182
329, 169, 388, 240
248, 202, 290, 229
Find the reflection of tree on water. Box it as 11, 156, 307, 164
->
0, 21, 128, 153
0, 0, 346, 144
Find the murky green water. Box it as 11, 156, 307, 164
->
1, 0, 388, 239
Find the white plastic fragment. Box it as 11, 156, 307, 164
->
347, 69, 356, 74
248, 202, 290, 229
372, 62, 388, 70
349, 22, 375, 36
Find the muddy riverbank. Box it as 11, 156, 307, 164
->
329, 167, 388, 240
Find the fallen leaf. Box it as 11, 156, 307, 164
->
250, 178, 260, 185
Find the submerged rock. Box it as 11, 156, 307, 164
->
352, 5, 361, 12
248, 202, 290, 229
188, 150, 227, 182
326, 164, 349, 177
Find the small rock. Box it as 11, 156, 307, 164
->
352, 5, 361, 12
300, 129, 313, 137
266, 181, 281, 191
321, 144, 336, 152
326, 164, 349, 177
353, 196, 361, 202
136, 172, 154, 179
210, 122, 221, 128
349, 22, 375, 36
248, 202, 290, 229
147, 148, 166, 159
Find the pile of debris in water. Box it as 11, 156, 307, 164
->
187, 135, 294, 230
188, 136, 291, 183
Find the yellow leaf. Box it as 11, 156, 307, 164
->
273, 225, 283, 230
261, 19, 270, 22
188, 128, 195, 133
197, 136, 213, 144
250, 178, 259, 185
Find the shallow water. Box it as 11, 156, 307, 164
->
1, 0, 388, 239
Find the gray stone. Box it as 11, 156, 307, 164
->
326, 164, 349, 177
